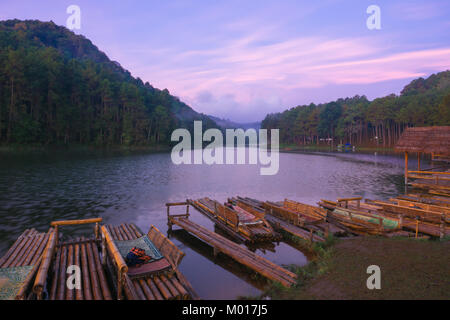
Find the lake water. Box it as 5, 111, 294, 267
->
0, 148, 413, 299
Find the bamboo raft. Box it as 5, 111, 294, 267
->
319, 195, 449, 238
188, 198, 279, 243
167, 208, 297, 287
0, 228, 55, 300
234, 197, 346, 242
0, 218, 197, 300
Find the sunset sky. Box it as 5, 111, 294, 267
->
1, 0, 449, 121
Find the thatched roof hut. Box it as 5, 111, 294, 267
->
395, 126, 450, 156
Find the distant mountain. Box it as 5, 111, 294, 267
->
208, 115, 261, 130
0, 19, 217, 146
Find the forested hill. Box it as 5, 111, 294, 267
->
261, 71, 450, 147
0, 20, 217, 146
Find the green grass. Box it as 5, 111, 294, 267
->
241, 235, 449, 300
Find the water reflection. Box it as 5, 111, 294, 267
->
0, 148, 413, 298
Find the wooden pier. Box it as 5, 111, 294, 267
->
167, 213, 297, 288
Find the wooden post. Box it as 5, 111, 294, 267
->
167, 205, 170, 219
94, 222, 99, 241
415, 219, 419, 239
417, 152, 421, 170
405, 152, 408, 185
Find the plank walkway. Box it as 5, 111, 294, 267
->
169, 216, 297, 287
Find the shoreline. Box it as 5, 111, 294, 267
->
258, 235, 449, 300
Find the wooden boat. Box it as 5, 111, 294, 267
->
0, 218, 197, 300
189, 198, 279, 243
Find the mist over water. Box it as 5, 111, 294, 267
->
0, 148, 410, 298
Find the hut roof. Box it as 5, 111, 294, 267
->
395, 126, 450, 155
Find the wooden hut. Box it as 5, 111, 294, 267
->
395, 126, 450, 190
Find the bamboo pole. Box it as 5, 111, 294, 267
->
138, 279, 156, 300
74, 243, 84, 300
80, 241, 93, 300
65, 244, 74, 300
120, 224, 134, 240
172, 217, 296, 286
128, 223, 143, 238
86, 240, 103, 300
3, 235, 33, 268
405, 151, 409, 185
31, 230, 52, 265
123, 274, 139, 300
146, 278, 164, 300
117, 225, 128, 241
160, 274, 180, 299
132, 280, 146, 300
49, 245, 61, 300
418, 152, 421, 170
50, 218, 103, 227
90, 241, 112, 300
153, 275, 174, 299
33, 229, 57, 299
101, 226, 128, 300
0, 229, 31, 267
17, 234, 43, 266
21, 234, 45, 266
56, 245, 68, 300
167, 273, 189, 299
15, 255, 43, 300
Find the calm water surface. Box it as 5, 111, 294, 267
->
0, 148, 412, 299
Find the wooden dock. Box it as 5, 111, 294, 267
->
168, 215, 297, 287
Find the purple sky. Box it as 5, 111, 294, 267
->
1, 0, 450, 121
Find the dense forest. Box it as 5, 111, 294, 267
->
262, 71, 450, 147
0, 20, 217, 146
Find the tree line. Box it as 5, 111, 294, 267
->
261, 71, 450, 147
0, 20, 216, 146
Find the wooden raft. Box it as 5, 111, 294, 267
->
0, 228, 55, 300
104, 223, 196, 300
0, 228, 52, 269
168, 216, 297, 287
47, 237, 113, 300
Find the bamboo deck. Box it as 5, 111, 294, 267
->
0, 229, 52, 269
48, 237, 112, 300
265, 214, 325, 242
105, 223, 195, 300
0, 221, 197, 300
189, 198, 279, 243
168, 215, 297, 287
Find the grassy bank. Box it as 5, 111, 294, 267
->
264, 236, 449, 300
